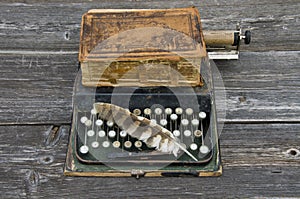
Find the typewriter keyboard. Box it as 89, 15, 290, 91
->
75, 105, 212, 163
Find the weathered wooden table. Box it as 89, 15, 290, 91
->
0, 1, 299, 198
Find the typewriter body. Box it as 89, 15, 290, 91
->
64, 7, 250, 177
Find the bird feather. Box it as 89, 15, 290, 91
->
93, 102, 198, 161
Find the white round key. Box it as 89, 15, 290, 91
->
106, 120, 114, 127
91, 141, 99, 148
194, 130, 203, 137
150, 119, 157, 126
95, 119, 103, 127
98, 130, 106, 137
200, 145, 209, 154
143, 108, 151, 115
165, 108, 172, 115
190, 143, 198, 151
191, 119, 199, 126
79, 145, 89, 154
170, 114, 178, 121
173, 130, 181, 137
91, 109, 97, 115
113, 141, 121, 148
154, 108, 162, 115
199, 112, 207, 119
133, 109, 141, 116
87, 130, 95, 137
134, 140, 142, 148
108, 130, 116, 138
175, 107, 183, 115
84, 119, 92, 127
120, 130, 127, 137
160, 119, 167, 126
102, 141, 110, 148
124, 141, 132, 148
185, 108, 194, 115
184, 130, 192, 137
181, 119, 189, 126
80, 116, 88, 124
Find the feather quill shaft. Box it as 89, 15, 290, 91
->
93, 102, 198, 161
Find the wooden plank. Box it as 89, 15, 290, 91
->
0, 124, 299, 198
1, 0, 298, 4
0, 51, 299, 124
0, 1, 299, 52
0, 54, 77, 125
220, 123, 300, 166
0, 1, 298, 198
215, 51, 300, 122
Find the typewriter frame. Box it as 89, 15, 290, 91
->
65, 94, 222, 177
64, 7, 223, 177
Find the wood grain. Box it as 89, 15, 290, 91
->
0, 51, 298, 124
0, 1, 299, 52
0, 124, 299, 198
0, 1, 299, 197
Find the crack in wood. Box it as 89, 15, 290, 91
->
44, 125, 66, 148
24, 170, 39, 194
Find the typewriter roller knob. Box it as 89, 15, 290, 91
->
170, 114, 178, 120
91, 141, 99, 148
108, 130, 116, 138
87, 130, 95, 137
243, 30, 251, 44
173, 130, 181, 137
165, 108, 172, 115
95, 119, 103, 126
143, 108, 151, 115
175, 107, 183, 115
124, 141, 132, 148
181, 119, 189, 126
120, 130, 127, 137
190, 143, 198, 151
102, 141, 110, 148
98, 130, 106, 138
185, 108, 194, 116
79, 145, 89, 154
199, 112, 207, 119
184, 130, 192, 137
113, 141, 121, 148
80, 116, 88, 124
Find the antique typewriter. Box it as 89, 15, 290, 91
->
64, 7, 250, 177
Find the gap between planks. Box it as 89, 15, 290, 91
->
0, 50, 78, 55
